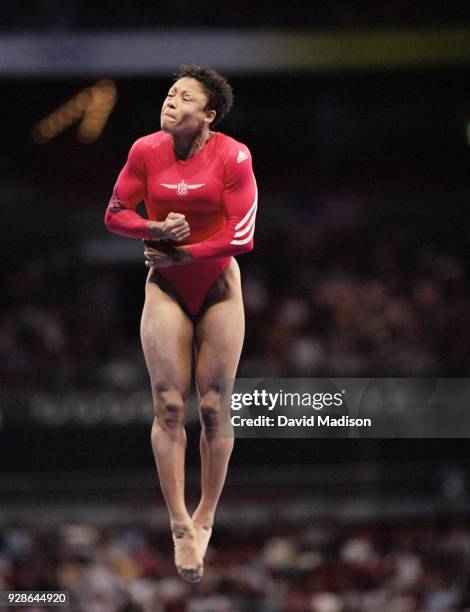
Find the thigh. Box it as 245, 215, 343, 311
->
194, 259, 245, 394
141, 269, 194, 397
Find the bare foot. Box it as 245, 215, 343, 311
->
192, 518, 213, 559
171, 520, 203, 582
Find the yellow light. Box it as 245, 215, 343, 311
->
57, 107, 74, 123
96, 79, 115, 89
77, 128, 102, 143
34, 123, 55, 140
84, 111, 106, 123
75, 90, 92, 111
41, 127, 55, 139
95, 80, 117, 100
67, 100, 85, 118
79, 119, 102, 130
33, 79, 117, 144
87, 109, 111, 119
38, 119, 52, 133
79, 125, 102, 136
46, 114, 62, 131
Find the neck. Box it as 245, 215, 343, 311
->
172, 127, 213, 161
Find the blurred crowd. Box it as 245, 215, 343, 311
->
1, 514, 470, 611
1, 196, 469, 392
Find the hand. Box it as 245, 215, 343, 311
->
162, 212, 190, 242
147, 213, 189, 242
144, 244, 177, 268
143, 243, 193, 268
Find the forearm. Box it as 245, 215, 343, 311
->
104, 139, 149, 239
185, 155, 258, 261
104, 208, 149, 239
165, 245, 193, 265
143, 243, 193, 268
144, 239, 251, 267
104, 209, 166, 241
187, 236, 253, 261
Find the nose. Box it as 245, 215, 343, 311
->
166, 98, 176, 109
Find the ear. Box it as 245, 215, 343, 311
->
205, 109, 216, 125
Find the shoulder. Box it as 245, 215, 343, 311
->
129, 130, 171, 156
126, 132, 171, 175
215, 132, 253, 173
216, 132, 251, 157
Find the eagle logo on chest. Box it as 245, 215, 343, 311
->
161, 180, 205, 197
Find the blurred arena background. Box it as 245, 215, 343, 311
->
2, 2, 470, 610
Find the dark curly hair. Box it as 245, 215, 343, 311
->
173, 64, 234, 127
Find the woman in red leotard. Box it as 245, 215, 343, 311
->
104, 65, 257, 582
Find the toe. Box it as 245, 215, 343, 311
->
178, 565, 203, 582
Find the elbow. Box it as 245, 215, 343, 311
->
235, 238, 254, 256
243, 240, 254, 254
104, 210, 115, 233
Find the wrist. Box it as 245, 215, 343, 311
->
147, 220, 164, 239
176, 246, 193, 265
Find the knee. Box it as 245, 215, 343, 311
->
199, 389, 224, 438
154, 387, 187, 432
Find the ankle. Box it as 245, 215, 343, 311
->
170, 513, 192, 527
192, 511, 214, 528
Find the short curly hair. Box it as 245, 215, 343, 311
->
173, 64, 234, 127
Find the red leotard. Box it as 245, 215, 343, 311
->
104, 130, 257, 316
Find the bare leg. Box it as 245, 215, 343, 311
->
140, 271, 202, 582
193, 260, 245, 557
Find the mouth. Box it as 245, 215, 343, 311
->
162, 111, 176, 119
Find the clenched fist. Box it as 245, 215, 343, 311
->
147, 212, 190, 242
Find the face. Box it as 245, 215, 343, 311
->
160, 77, 216, 135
